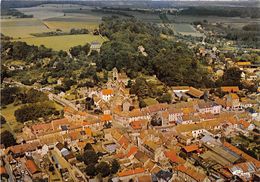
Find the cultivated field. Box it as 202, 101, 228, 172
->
167, 23, 203, 37
1, 18, 49, 38
16, 34, 107, 51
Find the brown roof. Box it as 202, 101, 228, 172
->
25, 159, 40, 175
130, 120, 147, 130
135, 151, 149, 163
56, 142, 64, 150
223, 142, 260, 168
0, 166, 7, 175
129, 109, 144, 117
118, 168, 145, 177
138, 175, 152, 182
187, 87, 204, 98
8, 142, 40, 154
175, 165, 207, 182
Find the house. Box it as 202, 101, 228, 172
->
172, 86, 190, 94
225, 93, 240, 109
221, 86, 239, 93
31, 122, 54, 136
164, 149, 185, 166
129, 109, 148, 122
0, 166, 8, 180
228, 162, 256, 181
197, 101, 221, 114
182, 144, 199, 155
162, 108, 183, 125
175, 165, 210, 182
100, 114, 112, 123
90, 41, 101, 52
122, 99, 132, 112
25, 159, 41, 179
101, 89, 113, 101
223, 142, 260, 168
130, 120, 148, 130
117, 168, 145, 181
55, 143, 76, 163
7, 142, 40, 158
187, 87, 204, 98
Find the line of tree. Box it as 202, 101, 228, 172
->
1, 8, 33, 18
180, 7, 260, 18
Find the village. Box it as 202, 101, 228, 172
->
1, 54, 259, 182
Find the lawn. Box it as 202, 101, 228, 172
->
15, 34, 107, 51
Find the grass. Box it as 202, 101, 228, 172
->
143, 98, 159, 106
15, 34, 107, 51
1, 104, 24, 133
1, 18, 49, 38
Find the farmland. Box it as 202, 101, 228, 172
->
16, 34, 107, 51
1, 18, 49, 38
168, 23, 203, 37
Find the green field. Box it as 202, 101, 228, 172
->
167, 23, 203, 37
1, 18, 49, 38
15, 34, 107, 51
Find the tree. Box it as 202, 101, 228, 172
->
157, 93, 172, 104
85, 164, 97, 177
0, 115, 7, 125
0, 131, 16, 148
96, 161, 110, 177
69, 45, 82, 57
110, 159, 120, 174
84, 143, 94, 151
222, 67, 242, 87
151, 114, 162, 126
82, 150, 98, 165
48, 165, 55, 172
130, 78, 150, 98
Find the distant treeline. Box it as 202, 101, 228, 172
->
242, 23, 260, 32
31, 28, 89, 37
91, 9, 134, 18
1, 8, 33, 18
180, 7, 260, 18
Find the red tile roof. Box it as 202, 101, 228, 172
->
118, 136, 129, 149
126, 146, 138, 157
164, 150, 185, 164
221, 86, 239, 93
0, 167, 7, 175
118, 168, 145, 177
183, 144, 199, 153
102, 89, 113, 95
100, 114, 112, 122
25, 159, 40, 174
130, 120, 147, 130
